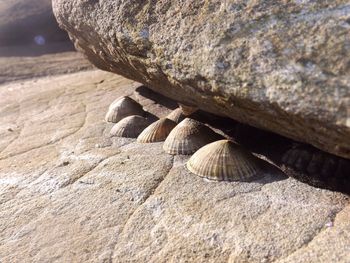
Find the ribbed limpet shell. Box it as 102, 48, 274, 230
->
137, 118, 177, 143
105, 96, 144, 123
110, 115, 151, 138
163, 118, 222, 155
187, 140, 262, 181
166, 108, 186, 123
178, 103, 198, 116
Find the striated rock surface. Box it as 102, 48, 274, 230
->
0, 0, 69, 46
0, 43, 93, 84
53, 0, 350, 159
0, 69, 349, 262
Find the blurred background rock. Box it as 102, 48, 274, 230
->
0, 0, 92, 84
0, 0, 69, 47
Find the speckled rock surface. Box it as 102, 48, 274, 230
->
53, 0, 350, 159
0, 69, 349, 262
0, 0, 69, 46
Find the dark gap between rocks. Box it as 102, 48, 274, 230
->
137, 86, 350, 194
193, 111, 350, 195
135, 86, 179, 110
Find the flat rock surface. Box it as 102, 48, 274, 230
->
0, 69, 349, 262
0, 43, 93, 84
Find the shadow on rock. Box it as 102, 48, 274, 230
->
135, 86, 350, 194
191, 111, 350, 195
135, 86, 179, 110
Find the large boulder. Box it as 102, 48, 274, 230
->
53, 0, 350, 159
0, 0, 69, 46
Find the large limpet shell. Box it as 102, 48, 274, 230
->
110, 115, 152, 138
178, 103, 198, 116
166, 108, 186, 123
105, 96, 144, 123
163, 118, 222, 155
187, 139, 262, 181
137, 118, 177, 143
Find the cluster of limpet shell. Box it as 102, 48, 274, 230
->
105, 96, 145, 123
137, 118, 177, 143
163, 118, 223, 155
282, 145, 350, 180
166, 108, 186, 123
110, 115, 151, 138
105, 98, 264, 182
187, 140, 262, 181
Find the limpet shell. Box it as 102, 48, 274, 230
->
178, 103, 198, 116
110, 115, 151, 138
105, 96, 144, 123
163, 118, 222, 155
166, 108, 186, 123
137, 118, 177, 143
187, 139, 262, 181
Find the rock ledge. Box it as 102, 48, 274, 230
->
53, 0, 350, 159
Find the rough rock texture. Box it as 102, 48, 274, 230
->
53, 0, 350, 159
0, 69, 349, 262
0, 0, 69, 46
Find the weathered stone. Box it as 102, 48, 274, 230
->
52, 0, 350, 159
0, 0, 69, 46
0, 68, 349, 262
0, 43, 93, 84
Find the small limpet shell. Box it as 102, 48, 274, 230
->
163, 118, 222, 155
166, 108, 186, 123
178, 103, 198, 116
137, 118, 177, 143
105, 96, 144, 123
187, 139, 262, 181
110, 115, 152, 138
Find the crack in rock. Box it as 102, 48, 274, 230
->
109, 155, 174, 262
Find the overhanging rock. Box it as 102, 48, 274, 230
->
53, 0, 350, 159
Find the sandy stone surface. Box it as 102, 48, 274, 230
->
0, 70, 349, 262
0, 43, 93, 84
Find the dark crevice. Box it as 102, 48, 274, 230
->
190, 110, 350, 195
135, 86, 178, 110
130, 86, 350, 194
